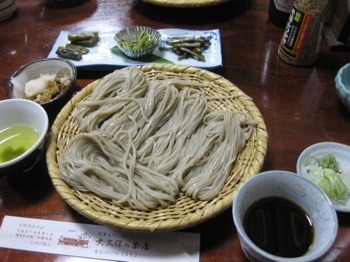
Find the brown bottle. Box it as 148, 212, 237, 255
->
268, 0, 295, 27
278, 0, 329, 66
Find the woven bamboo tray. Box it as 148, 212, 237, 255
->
46, 64, 268, 232
141, 0, 231, 8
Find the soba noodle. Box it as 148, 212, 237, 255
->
58, 66, 256, 210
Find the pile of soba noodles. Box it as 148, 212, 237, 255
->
58, 66, 256, 210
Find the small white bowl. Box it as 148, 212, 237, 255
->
0, 0, 14, 9
0, 99, 49, 176
335, 63, 350, 111
8, 58, 77, 108
114, 26, 161, 59
233, 170, 338, 262
0, 0, 16, 22
297, 142, 350, 212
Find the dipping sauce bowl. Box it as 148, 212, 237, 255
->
232, 170, 338, 262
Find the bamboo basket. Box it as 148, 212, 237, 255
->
141, 0, 231, 8
46, 64, 268, 232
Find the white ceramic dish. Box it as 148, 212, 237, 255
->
335, 63, 350, 111
233, 170, 338, 262
48, 29, 222, 69
296, 142, 350, 212
0, 0, 16, 21
0, 0, 15, 10
9, 58, 77, 108
0, 99, 49, 176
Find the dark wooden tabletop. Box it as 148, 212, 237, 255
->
1, 0, 350, 261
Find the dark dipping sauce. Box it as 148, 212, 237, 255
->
243, 197, 314, 258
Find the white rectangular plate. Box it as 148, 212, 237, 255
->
48, 29, 222, 70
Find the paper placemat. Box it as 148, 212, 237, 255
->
0, 216, 200, 261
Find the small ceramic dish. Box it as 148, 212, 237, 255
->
0, 99, 49, 176
335, 63, 350, 111
8, 58, 77, 108
0, 0, 15, 9
0, 0, 16, 21
296, 142, 350, 212
114, 26, 161, 59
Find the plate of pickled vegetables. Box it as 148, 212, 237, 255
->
297, 142, 350, 212
48, 28, 222, 69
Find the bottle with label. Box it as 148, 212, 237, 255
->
268, 0, 295, 27
277, 0, 329, 66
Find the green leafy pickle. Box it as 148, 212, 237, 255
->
305, 153, 349, 205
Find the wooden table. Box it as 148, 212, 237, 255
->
1, 0, 350, 261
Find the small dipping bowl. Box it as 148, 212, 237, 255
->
335, 63, 350, 111
297, 142, 350, 212
233, 170, 338, 262
0, 0, 16, 22
0, 99, 49, 176
114, 26, 161, 59
8, 58, 77, 109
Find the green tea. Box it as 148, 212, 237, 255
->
0, 124, 40, 163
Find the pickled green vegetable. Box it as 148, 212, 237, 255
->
306, 153, 340, 172
68, 32, 99, 47
307, 167, 349, 205
305, 153, 349, 205
68, 32, 99, 41
159, 36, 211, 62
70, 37, 99, 47
119, 30, 159, 51
56, 46, 82, 60
65, 43, 89, 54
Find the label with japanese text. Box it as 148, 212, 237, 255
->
279, 7, 313, 60
0, 216, 200, 262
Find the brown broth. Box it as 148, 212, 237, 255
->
243, 196, 314, 258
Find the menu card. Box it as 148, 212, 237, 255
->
0, 216, 200, 262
